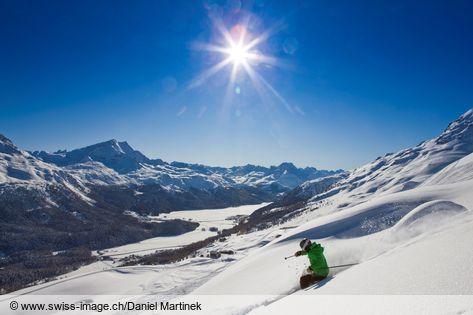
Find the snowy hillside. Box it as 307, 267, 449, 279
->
184, 109, 473, 313
296, 109, 473, 209
2, 134, 71, 185
194, 180, 473, 295
0, 134, 91, 202
242, 110, 473, 230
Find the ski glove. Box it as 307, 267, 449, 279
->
295, 251, 303, 257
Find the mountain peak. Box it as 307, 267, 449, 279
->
87, 139, 134, 155
0, 134, 19, 154
276, 162, 297, 170
436, 108, 473, 146
32, 139, 150, 173
0, 134, 14, 146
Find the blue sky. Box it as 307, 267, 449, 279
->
1, 0, 472, 170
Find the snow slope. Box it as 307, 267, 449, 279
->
423, 151, 473, 185
0, 134, 93, 204
186, 110, 473, 313
305, 109, 473, 208
193, 180, 473, 295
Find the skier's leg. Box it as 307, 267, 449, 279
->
300, 271, 326, 289
300, 274, 315, 289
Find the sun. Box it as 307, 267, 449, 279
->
189, 18, 296, 115
190, 21, 279, 84
227, 43, 249, 66
190, 19, 291, 110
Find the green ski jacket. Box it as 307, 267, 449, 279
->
301, 242, 329, 277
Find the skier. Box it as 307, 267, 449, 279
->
295, 238, 329, 289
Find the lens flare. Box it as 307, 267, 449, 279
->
190, 17, 296, 115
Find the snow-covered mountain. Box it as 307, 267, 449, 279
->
1, 134, 83, 187
0, 134, 199, 250
228, 109, 473, 230
33, 139, 156, 173
0, 134, 94, 213
271, 109, 473, 213
1, 132, 342, 233
169, 161, 341, 192
312, 109, 473, 204
31, 139, 341, 192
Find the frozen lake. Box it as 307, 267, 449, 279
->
97, 203, 269, 258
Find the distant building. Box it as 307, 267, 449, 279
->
209, 251, 221, 259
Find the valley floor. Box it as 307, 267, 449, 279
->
6, 203, 270, 296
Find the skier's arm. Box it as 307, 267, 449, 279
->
295, 250, 308, 257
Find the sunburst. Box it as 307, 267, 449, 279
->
190, 17, 294, 114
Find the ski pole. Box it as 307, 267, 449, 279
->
284, 255, 296, 260
328, 263, 359, 268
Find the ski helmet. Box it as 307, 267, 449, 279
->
299, 238, 311, 250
